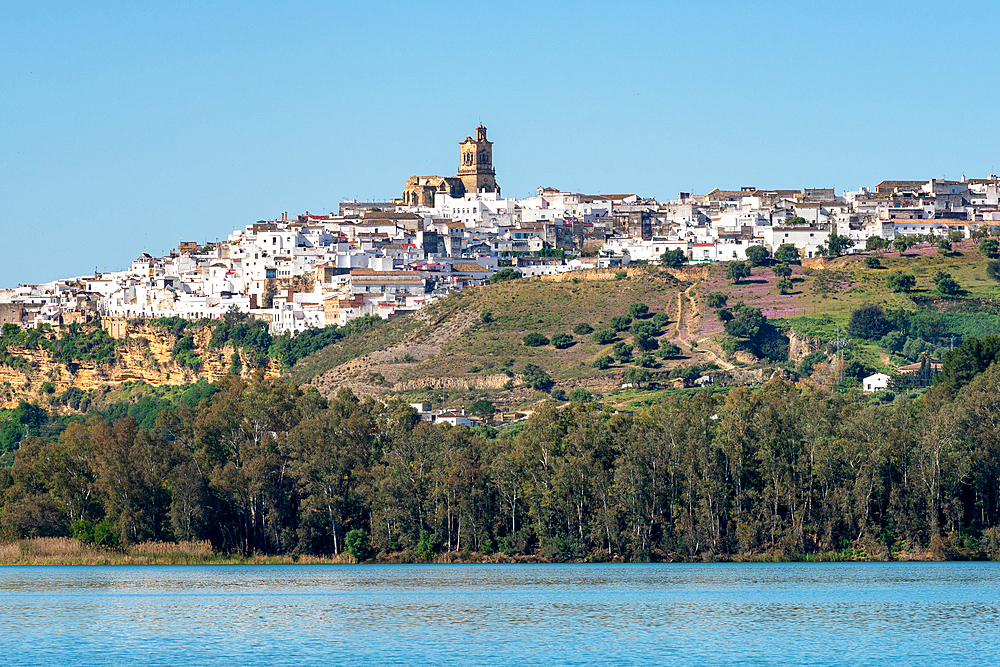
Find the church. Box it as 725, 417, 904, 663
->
403, 125, 500, 207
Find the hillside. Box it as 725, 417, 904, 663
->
295, 237, 1000, 412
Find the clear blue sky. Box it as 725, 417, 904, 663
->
3, 1, 999, 288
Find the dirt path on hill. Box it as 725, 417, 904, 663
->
672, 285, 735, 371
308, 309, 479, 399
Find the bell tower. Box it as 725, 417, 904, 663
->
458, 125, 499, 195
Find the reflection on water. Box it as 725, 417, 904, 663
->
1, 563, 998, 665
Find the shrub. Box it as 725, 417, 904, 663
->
614, 270, 627, 280
777, 278, 793, 294
652, 312, 671, 328
610, 314, 632, 331
726, 261, 751, 284
987, 259, 1000, 283
481, 310, 494, 324
628, 302, 650, 320
593, 329, 616, 345
705, 292, 728, 308
469, 399, 495, 418
886, 270, 916, 292
866, 236, 888, 252
934, 270, 960, 295
980, 238, 999, 257
774, 244, 800, 263
633, 332, 659, 351
592, 356, 614, 369
521, 363, 552, 391
523, 333, 549, 347
550, 333, 574, 349
746, 245, 770, 266
848, 305, 891, 340
550, 389, 566, 401
611, 341, 633, 363
572, 323, 594, 335
865, 256, 881, 269
634, 352, 656, 368
567, 388, 593, 403
660, 249, 687, 268
490, 268, 521, 284
658, 342, 682, 358
773, 263, 792, 278
345, 529, 372, 561
798, 350, 826, 376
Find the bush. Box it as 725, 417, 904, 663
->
633, 332, 659, 351
593, 329, 616, 345
725, 261, 751, 284
723, 303, 765, 339
592, 356, 614, 369
774, 244, 800, 263
628, 302, 650, 320
614, 270, 628, 280
345, 528, 372, 561
610, 315, 632, 331
746, 245, 770, 266
550, 389, 566, 401
652, 312, 671, 328
886, 270, 916, 292
469, 399, 495, 418
523, 332, 549, 347
611, 341, 633, 363
658, 342, 682, 358
660, 249, 688, 268
848, 305, 891, 340
550, 333, 574, 349
777, 278, 793, 295
798, 350, 826, 376
572, 323, 594, 335
988, 260, 1000, 284
980, 238, 999, 257
490, 268, 521, 284
521, 363, 552, 391
567, 388, 593, 403
481, 310, 494, 324
634, 352, 656, 368
933, 270, 960, 295
866, 236, 888, 252
865, 256, 881, 269
705, 292, 728, 308
773, 263, 792, 278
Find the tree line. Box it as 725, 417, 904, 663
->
3, 348, 1000, 561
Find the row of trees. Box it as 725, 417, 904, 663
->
4, 345, 1000, 559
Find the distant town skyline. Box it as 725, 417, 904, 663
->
3, 0, 1000, 288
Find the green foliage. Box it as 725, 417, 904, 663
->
592, 329, 616, 345
628, 302, 650, 320
345, 528, 372, 561
209, 307, 273, 367
937, 238, 952, 254
893, 237, 911, 254
657, 342, 682, 359
886, 270, 916, 292
725, 261, 751, 284
632, 332, 659, 352
864, 256, 882, 269
979, 238, 999, 257
611, 341, 633, 363
572, 323, 594, 336
490, 268, 521, 284
723, 303, 765, 339
659, 248, 688, 268
622, 366, 651, 387
567, 388, 593, 403
987, 260, 1000, 284
469, 399, 495, 418
592, 355, 614, 369
773, 263, 793, 278
651, 312, 671, 329
614, 270, 628, 280
481, 310, 494, 324
797, 350, 826, 376
522, 332, 549, 347
550, 333, 574, 349
933, 270, 961, 296
937, 335, 1000, 394
773, 244, 800, 264
823, 234, 855, 257
745, 245, 770, 266
777, 278, 793, 295
634, 352, 656, 368
866, 236, 888, 252
609, 314, 632, 332
521, 363, 552, 391
705, 292, 728, 308
848, 305, 891, 340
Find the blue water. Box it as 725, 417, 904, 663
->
1, 563, 999, 665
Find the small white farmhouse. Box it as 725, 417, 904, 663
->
863, 372, 891, 392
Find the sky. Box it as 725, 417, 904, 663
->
3, 0, 1000, 288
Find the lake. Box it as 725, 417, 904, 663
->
1, 563, 998, 665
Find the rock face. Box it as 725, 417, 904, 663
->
787, 330, 824, 364
0, 321, 279, 409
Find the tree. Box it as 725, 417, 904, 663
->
611, 341, 633, 363
886, 270, 916, 292
660, 248, 688, 268
490, 268, 521, 284
705, 292, 728, 308
610, 315, 632, 331
634, 352, 656, 368
723, 303, 765, 339
987, 259, 1000, 283
848, 305, 891, 340
573, 323, 594, 335
592, 355, 614, 369
777, 278, 793, 294
633, 332, 659, 352
469, 399, 495, 418
550, 333, 574, 349
866, 236, 888, 252
746, 245, 770, 266
824, 234, 855, 257
773, 263, 792, 279
344, 528, 371, 561
623, 367, 651, 388
521, 363, 552, 391
937, 238, 952, 255
773, 244, 800, 264
567, 388, 593, 403
628, 302, 650, 320
865, 256, 881, 269
980, 238, 999, 257
523, 333, 549, 347
933, 270, 960, 296
657, 342, 682, 358
593, 329, 616, 345
726, 261, 751, 284
893, 237, 911, 254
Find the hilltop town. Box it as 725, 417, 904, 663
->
2, 125, 998, 336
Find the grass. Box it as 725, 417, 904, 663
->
288, 317, 421, 384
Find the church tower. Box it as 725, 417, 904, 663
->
458, 125, 500, 195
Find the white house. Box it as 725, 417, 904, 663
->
863, 372, 891, 392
